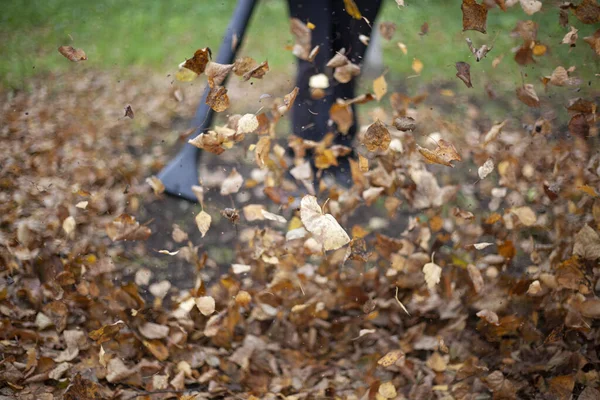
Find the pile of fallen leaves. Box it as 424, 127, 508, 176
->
1, 1, 600, 399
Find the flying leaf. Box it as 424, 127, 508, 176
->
465, 38, 492, 61
206, 80, 230, 112
462, 0, 488, 33
330, 102, 354, 134
584, 29, 600, 55
363, 120, 391, 152
473, 242, 494, 250
423, 253, 442, 288
477, 309, 500, 325
195, 296, 216, 316
275, 87, 299, 116
398, 42, 408, 54
233, 57, 257, 76
573, 225, 600, 260
58, 46, 87, 62
343, 0, 362, 19
290, 18, 312, 60
334, 62, 361, 83
124, 105, 134, 119
300, 195, 350, 251
516, 84, 540, 107
255, 136, 271, 168
63, 216, 76, 235
561, 26, 579, 47
182, 47, 211, 75
393, 116, 416, 131
243, 60, 269, 81
146, 175, 165, 195
478, 158, 494, 179
205, 61, 234, 86
195, 211, 211, 238
483, 121, 506, 144
519, 0, 542, 15
417, 139, 462, 167
106, 214, 151, 242
373, 74, 388, 101
543, 66, 582, 87
220, 168, 244, 195
379, 22, 397, 41
237, 114, 259, 134
511, 206, 536, 226
309, 73, 329, 89
412, 58, 423, 74
396, 0, 405, 6
573, 0, 600, 24
455, 62, 473, 88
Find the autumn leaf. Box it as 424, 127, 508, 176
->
334, 62, 361, 83
417, 139, 462, 167
243, 60, 269, 81
511, 206, 537, 226
379, 22, 397, 41
561, 26, 579, 47
373, 74, 388, 101
220, 168, 244, 195
205, 61, 234, 86
573, 225, 600, 260
462, 0, 488, 34
58, 46, 87, 62
237, 113, 259, 134
363, 120, 391, 152
573, 0, 600, 24
455, 62, 473, 88
378, 382, 397, 399
477, 309, 500, 325
519, 0, 542, 15
124, 105, 134, 119
330, 102, 354, 134
378, 350, 405, 367
182, 47, 211, 75
543, 66, 582, 87
478, 158, 494, 179
195, 296, 216, 316
423, 252, 442, 288
393, 116, 416, 131
106, 214, 151, 241
254, 136, 271, 168
516, 84, 540, 107
483, 120, 507, 144
146, 175, 165, 195
584, 29, 600, 55
206, 80, 230, 112
300, 195, 350, 251
465, 38, 492, 61
412, 58, 423, 74
290, 18, 312, 60
343, 0, 362, 19
195, 211, 211, 238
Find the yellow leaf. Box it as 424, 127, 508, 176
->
343, 0, 362, 19
195, 211, 211, 237
373, 75, 388, 101
412, 58, 423, 74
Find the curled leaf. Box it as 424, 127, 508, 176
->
106, 214, 151, 242
455, 62, 473, 88
462, 0, 488, 33
363, 120, 391, 152
300, 195, 350, 251
58, 46, 87, 62
417, 139, 462, 167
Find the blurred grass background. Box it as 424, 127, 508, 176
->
1, 0, 598, 96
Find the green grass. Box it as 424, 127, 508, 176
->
1, 0, 598, 95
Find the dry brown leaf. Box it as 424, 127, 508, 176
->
330, 102, 354, 134
417, 139, 462, 167
373, 75, 388, 101
543, 66, 582, 87
561, 26, 579, 47
462, 0, 488, 33
206, 81, 230, 112
220, 168, 243, 195
516, 84, 540, 107
276, 87, 299, 116
243, 60, 269, 81
232, 56, 257, 76
511, 206, 536, 226
584, 29, 600, 55
124, 105, 134, 119
255, 136, 271, 168
426, 352, 447, 372
139, 322, 169, 340
378, 350, 405, 367
343, 0, 362, 19
205, 61, 234, 86
467, 264, 484, 293
290, 18, 312, 60
106, 358, 135, 383
379, 22, 397, 41
455, 62, 473, 88
300, 195, 350, 251
334, 62, 361, 83
327, 51, 349, 68
465, 38, 492, 61
520, 0, 542, 15
393, 116, 416, 131
237, 113, 259, 134
106, 214, 151, 242
146, 175, 165, 195
573, 0, 600, 24
478, 159, 494, 179
483, 120, 507, 144
363, 120, 391, 152
183, 47, 212, 75
412, 58, 424, 74
573, 225, 600, 260
195, 210, 211, 238
58, 46, 87, 62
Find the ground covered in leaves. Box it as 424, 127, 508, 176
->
1, 1, 600, 399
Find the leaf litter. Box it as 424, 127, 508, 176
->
1, 4, 600, 400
